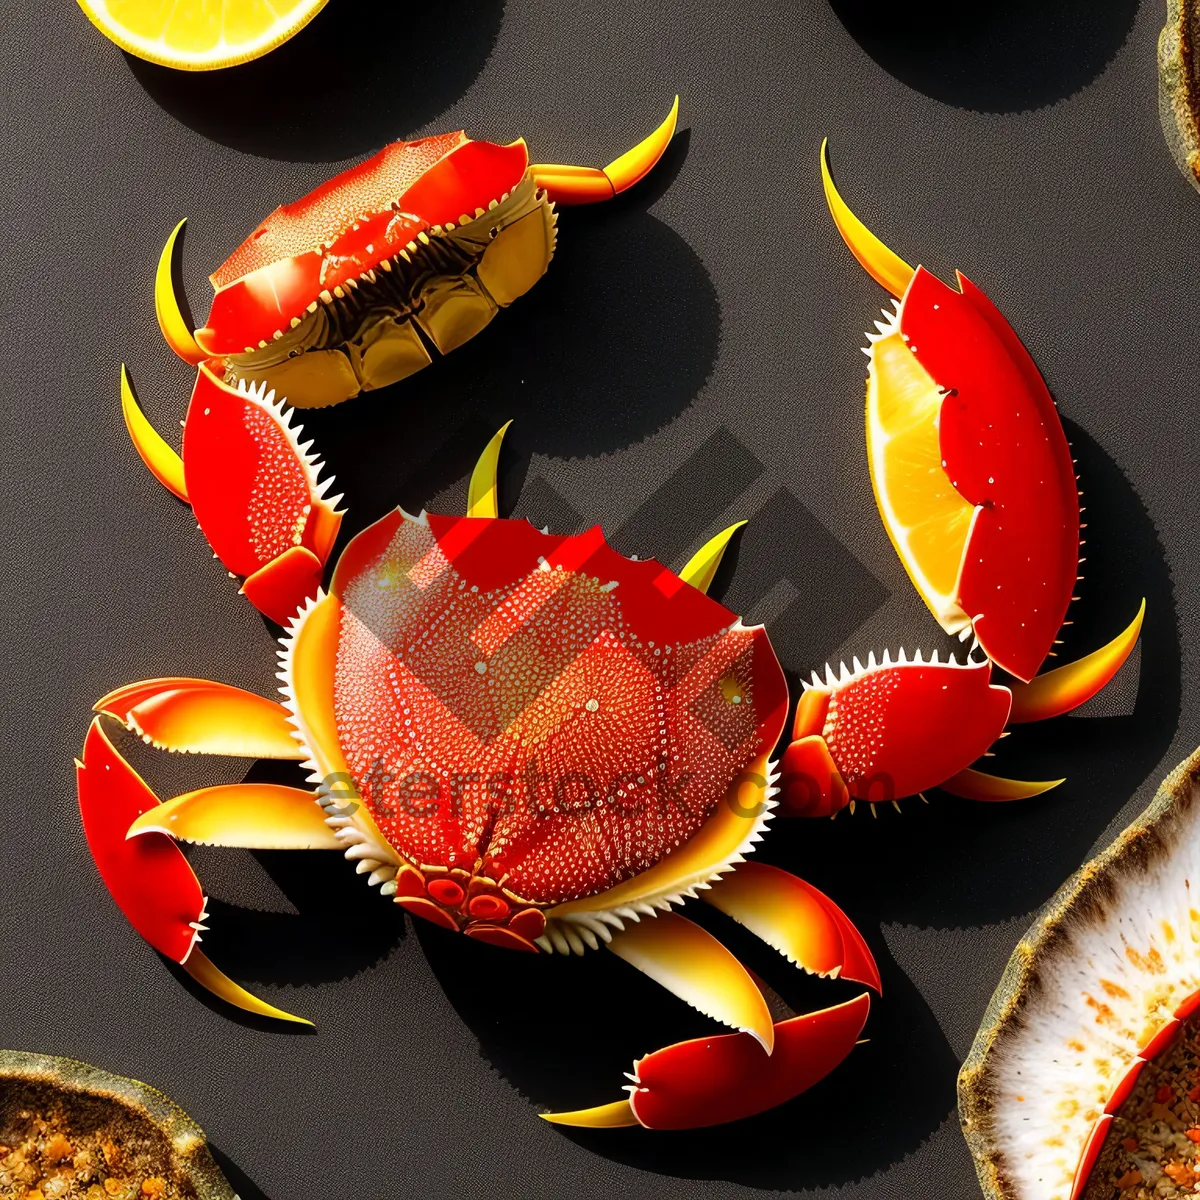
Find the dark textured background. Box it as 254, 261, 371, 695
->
2, 1, 1198, 1196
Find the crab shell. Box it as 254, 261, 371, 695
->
281, 507, 791, 949
186, 134, 552, 408
959, 747, 1200, 1200
79, 496, 880, 1128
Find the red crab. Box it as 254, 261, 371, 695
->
123, 99, 678, 625
773, 146, 1146, 819
80, 419, 880, 1131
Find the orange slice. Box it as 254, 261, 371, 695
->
77, 0, 328, 71
866, 329, 976, 634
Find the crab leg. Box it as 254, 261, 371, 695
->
543, 993, 871, 1130
702, 861, 881, 991
606, 912, 775, 1052
95, 677, 303, 758
121, 362, 344, 625
77, 718, 310, 1024
529, 96, 679, 204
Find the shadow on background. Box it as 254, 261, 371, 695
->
210, 1145, 274, 1200
829, 0, 1140, 112
125, 0, 506, 159
417, 904, 954, 1188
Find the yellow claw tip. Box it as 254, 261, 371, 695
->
1008, 600, 1147, 724
182, 949, 312, 1026
820, 140, 915, 299
467, 421, 513, 519
119, 366, 189, 503
156, 219, 206, 366
602, 95, 680, 195
679, 520, 747, 595
538, 1099, 640, 1128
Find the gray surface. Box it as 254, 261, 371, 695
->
1, 0, 1198, 1196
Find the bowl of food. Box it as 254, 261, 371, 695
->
0, 1050, 235, 1199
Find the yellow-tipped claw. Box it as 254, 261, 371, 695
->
155, 219, 207, 365
540, 1099, 640, 1128
120, 365, 189, 502
607, 911, 774, 1054
96, 676, 303, 759
467, 420, 512, 518
1008, 600, 1146, 724
603, 95, 679, 193
679, 521, 746, 595
128, 783, 341, 850
182, 948, 312, 1026
938, 768, 1064, 802
530, 96, 679, 205
820, 139, 915, 299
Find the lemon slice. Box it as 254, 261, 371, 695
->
866, 328, 976, 634
77, 0, 328, 71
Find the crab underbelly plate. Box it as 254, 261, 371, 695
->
215, 179, 556, 407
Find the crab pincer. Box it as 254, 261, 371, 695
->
76, 718, 318, 1024
785, 145, 1148, 815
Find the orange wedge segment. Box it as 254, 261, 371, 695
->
867, 330, 976, 633
77, 0, 328, 71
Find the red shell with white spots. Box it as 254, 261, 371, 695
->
785, 656, 1012, 804
902, 267, 1080, 683
182, 365, 340, 578
327, 510, 789, 905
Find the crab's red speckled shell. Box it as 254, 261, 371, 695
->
327, 511, 789, 905
823, 658, 1010, 800
199, 136, 531, 356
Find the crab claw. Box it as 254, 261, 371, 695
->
824, 142, 1081, 683
543, 993, 870, 1130
94, 677, 303, 759
76, 718, 309, 1024
780, 656, 1013, 811
121, 363, 345, 624
182, 364, 344, 624
529, 96, 679, 204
